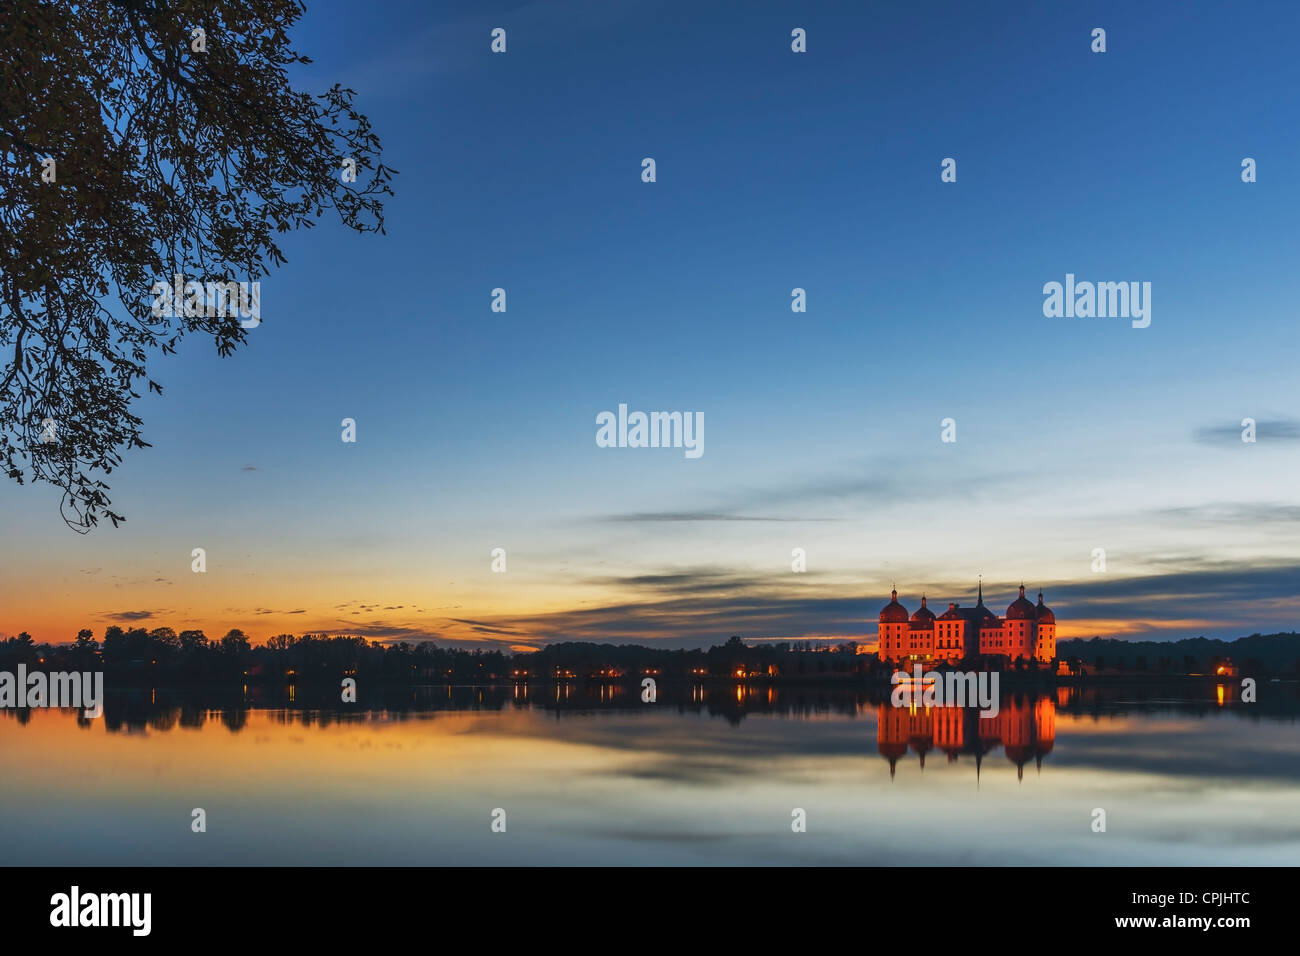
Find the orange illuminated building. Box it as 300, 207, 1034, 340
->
876, 696, 1056, 779
877, 583, 1057, 665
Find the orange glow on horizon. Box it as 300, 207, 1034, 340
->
0, 557, 1263, 652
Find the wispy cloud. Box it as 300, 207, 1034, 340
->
438, 560, 1300, 648
1194, 418, 1300, 443
322, 620, 442, 642
449, 617, 522, 637
590, 458, 1022, 526
1154, 502, 1300, 524
598, 512, 834, 523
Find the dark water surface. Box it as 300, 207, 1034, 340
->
2, 681, 1296, 865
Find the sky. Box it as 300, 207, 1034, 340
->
3, 0, 1300, 649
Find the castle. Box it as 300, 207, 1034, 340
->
877, 583, 1056, 664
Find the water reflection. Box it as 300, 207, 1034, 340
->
877, 696, 1055, 779
1, 678, 1291, 753
2, 679, 1298, 865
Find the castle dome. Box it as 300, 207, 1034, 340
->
910, 596, 936, 623
879, 589, 909, 623
1006, 584, 1037, 620
1035, 591, 1055, 625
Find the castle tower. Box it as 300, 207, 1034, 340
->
1035, 591, 1056, 662
909, 595, 937, 661
1005, 584, 1038, 662
878, 588, 909, 662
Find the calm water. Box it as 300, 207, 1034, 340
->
2, 681, 1297, 865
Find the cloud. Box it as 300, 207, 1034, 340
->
1194, 419, 1300, 443
576, 568, 774, 596
740, 462, 1018, 511
443, 559, 1300, 648
105, 610, 155, 622
449, 617, 522, 636
599, 512, 835, 523
589, 458, 1024, 526
1154, 503, 1300, 524
321, 620, 443, 642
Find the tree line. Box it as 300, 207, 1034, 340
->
0, 627, 506, 683
0, 629, 871, 683
3, 628, 1297, 684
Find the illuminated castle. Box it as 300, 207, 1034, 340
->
877, 582, 1056, 664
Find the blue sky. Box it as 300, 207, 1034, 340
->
4, 0, 1300, 646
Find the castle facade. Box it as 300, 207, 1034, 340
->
878, 583, 1056, 664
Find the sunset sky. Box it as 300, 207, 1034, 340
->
3, 0, 1299, 648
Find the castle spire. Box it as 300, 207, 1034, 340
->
977, 575, 983, 606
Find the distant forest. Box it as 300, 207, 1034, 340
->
0, 630, 871, 683
1057, 633, 1300, 677
0, 627, 1297, 683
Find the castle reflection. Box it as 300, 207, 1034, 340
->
877, 696, 1055, 780
0, 677, 1282, 787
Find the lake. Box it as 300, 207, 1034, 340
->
2, 681, 1296, 865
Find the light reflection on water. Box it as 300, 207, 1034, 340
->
1, 682, 1296, 865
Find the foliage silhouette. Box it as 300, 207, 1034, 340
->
0, 0, 394, 529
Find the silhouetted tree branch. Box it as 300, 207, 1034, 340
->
0, 0, 395, 530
